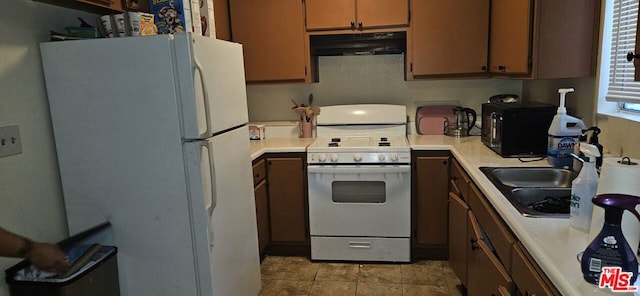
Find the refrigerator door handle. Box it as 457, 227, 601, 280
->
193, 57, 212, 138
203, 140, 217, 248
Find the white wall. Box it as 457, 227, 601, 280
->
0, 1, 97, 295
247, 55, 522, 123
522, 77, 597, 126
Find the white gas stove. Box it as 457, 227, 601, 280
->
306, 104, 411, 262
307, 135, 410, 164
306, 104, 410, 164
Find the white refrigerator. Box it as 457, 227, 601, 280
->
40, 33, 261, 296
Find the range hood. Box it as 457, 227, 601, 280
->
310, 32, 406, 56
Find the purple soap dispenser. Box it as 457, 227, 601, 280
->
581, 194, 640, 285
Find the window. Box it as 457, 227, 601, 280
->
623, 102, 640, 111
605, 0, 640, 114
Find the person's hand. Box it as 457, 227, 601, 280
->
25, 242, 70, 274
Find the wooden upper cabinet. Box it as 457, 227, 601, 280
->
635, 10, 640, 81
122, 0, 147, 12
489, 0, 532, 75
305, 0, 409, 31
77, 0, 122, 11
214, 0, 231, 40
490, 0, 599, 78
410, 0, 489, 78
35, 0, 124, 14
305, 0, 356, 31
356, 0, 409, 29
229, 0, 309, 82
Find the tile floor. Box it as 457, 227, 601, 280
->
259, 256, 464, 296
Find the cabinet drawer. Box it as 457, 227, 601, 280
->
511, 242, 560, 296
468, 182, 516, 272
451, 158, 470, 199
311, 236, 410, 262
252, 159, 266, 186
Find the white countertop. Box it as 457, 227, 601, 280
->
249, 137, 315, 160
250, 134, 635, 295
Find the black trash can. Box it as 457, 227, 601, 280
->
4, 223, 120, 296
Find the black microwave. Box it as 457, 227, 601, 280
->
481, 101, 557, 157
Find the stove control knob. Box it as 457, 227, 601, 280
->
318, 154, 327, 162
354, 153, 362, 162
390, 153, 398, 161
330, 154, 339, 162
378, 153, 386, 161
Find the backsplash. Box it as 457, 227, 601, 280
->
246, 55, 522, 122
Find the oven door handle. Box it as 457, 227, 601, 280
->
307, 165, 410, 174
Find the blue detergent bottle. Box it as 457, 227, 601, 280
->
581, 194, 640, 285
547, 88, 586, 168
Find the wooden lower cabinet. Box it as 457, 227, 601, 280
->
413, 151, 450, 259
252, 159, 269, 255
449, 156, 562, 295
467, 211, 513, 296
448, 192, 469, 286
254, 179, 269, 254
511, 242, 561, 296
468, 182, 516, 272
266, 156, 308, 243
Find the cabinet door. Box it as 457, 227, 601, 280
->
123, 0, 148, 12
229, 0, 308, 82
305, 0, 356, 31
266, 157, 307, 243
512, 242, 561, 296
468, 183, 516, 272
467, 212, 513, 296
415, 156, 450, 245
254, 180, 270, 254
356, 0, 409, 29
489, 0, 532, 75
451, 158, 470, 199
411, 0, 489, 76
448, 192, 469, 286
214, 0, 231, 40
77, 0, 123, 11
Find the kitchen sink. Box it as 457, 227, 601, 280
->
479, 167, 577, 218
482, 167, 576, 188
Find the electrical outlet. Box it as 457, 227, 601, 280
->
0, 125, 22, 158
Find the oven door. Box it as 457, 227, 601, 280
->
307, 164, 411, 238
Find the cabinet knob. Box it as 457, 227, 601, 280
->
481, 65, 487, 71
357, 22, 363, 31
498, 65, 506, 72
350, 21, 356, 30
470, 238, 479, 250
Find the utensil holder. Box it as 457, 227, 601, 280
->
300, 120, 312, 138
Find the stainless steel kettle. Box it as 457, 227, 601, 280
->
444, 106, 477, 137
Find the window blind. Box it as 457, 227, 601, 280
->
606, 0, 640, 103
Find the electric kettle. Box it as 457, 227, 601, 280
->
444, 106, 477, 137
